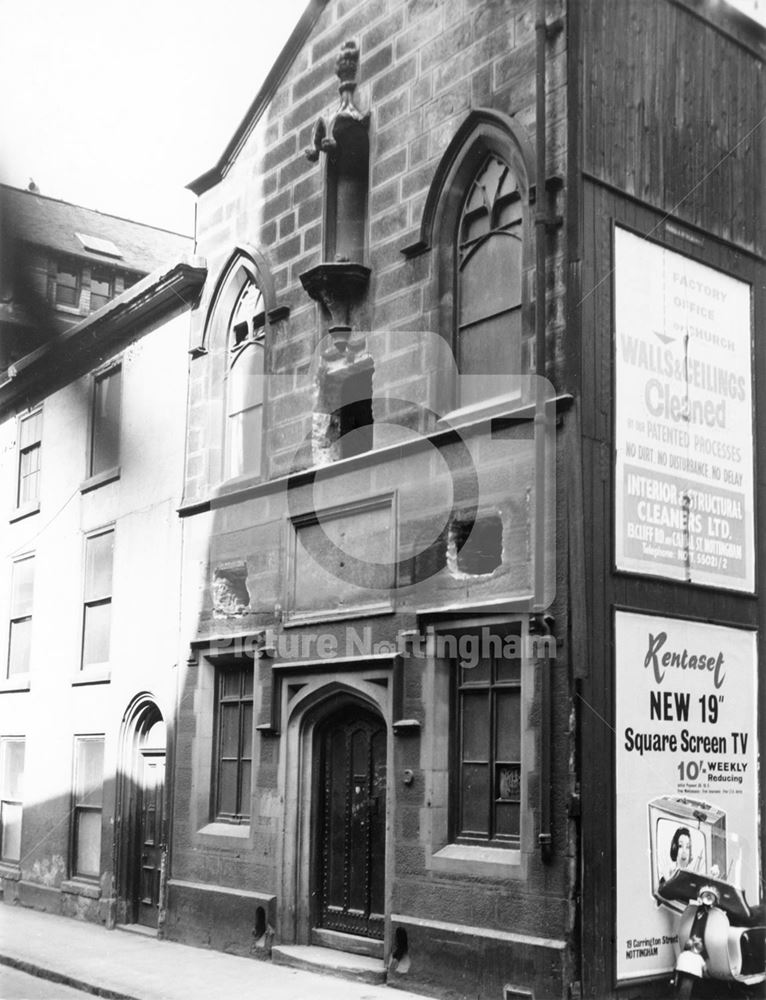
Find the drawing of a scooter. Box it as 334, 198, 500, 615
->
659, 871, 766, 997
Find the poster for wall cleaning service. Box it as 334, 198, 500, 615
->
615, 610, 760, 981
614, 226, 754, 591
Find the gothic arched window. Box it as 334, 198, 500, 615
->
456, 155, 523, 407
226, 279, 265, 480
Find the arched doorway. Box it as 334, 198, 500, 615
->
312, 703, 386, 941
135, 717, 166, 927
115, 696, 167, 929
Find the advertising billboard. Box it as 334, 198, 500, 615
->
615, 610, 760, 981
614, 227, 754, 591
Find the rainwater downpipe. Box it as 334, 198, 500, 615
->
535, 0, 553, 865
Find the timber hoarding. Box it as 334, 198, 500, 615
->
614, 226, 754, 592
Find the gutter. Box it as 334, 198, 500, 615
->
536, 0, 553, 866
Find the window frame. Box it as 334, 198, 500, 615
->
454, 154, 524, 407
212, 664, 253, 824
70, 735, 105, 881
88, 268, 113, 312
80, 527, 114, 671
7, 554, 34, 679
447, 621, 526, 851
54, 259, 81, 309
89, 364, 122, 478
16, 407, 42, 510
426, 113, 534, 416
200, 249, 277, 488
225, 281, 266, 481
0, 736, 25, 865
453, 650, 522, 847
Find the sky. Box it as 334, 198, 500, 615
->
0, 0, 764, 238
0, 1, 309, 235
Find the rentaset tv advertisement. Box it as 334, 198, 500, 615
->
614, 610, 760, 981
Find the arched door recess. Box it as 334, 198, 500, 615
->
115, 696, 167, 929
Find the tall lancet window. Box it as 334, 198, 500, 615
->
226, 281, 265, 479
457, 155, 523, 407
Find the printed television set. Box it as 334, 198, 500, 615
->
648, 795, 727, 911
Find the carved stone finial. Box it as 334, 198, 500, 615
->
304, 39, 369, 162
336, 40, 359, 87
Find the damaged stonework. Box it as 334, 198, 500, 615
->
26, 854, 66, 887
312, 333, 374, 465
211, 564, 250, 617
447, 510, 504, 577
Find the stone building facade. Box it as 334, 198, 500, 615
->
169, 1, 572, 998
168, 2, 765, 998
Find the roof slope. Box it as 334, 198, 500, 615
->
1, 184, 192, 274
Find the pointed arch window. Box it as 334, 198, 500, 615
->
226, 279, 265, 480
456, 155, 523, 407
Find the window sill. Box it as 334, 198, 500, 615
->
198, 821, 251, 841
430, 843, 522, 878
0, 675, 30, 693
0, 863, 21, 881
9, 501, 40, 523
212, 471, 264, 499
80, 467, 120, 494
72, 668, 111, 686
438, 391, 525, 430
61, 879, 100, 899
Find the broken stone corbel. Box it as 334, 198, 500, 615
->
304, 40, 370, 162
300, 261, 370, 351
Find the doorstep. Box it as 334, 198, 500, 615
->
116, 923, 159, 939
311, 927, 384, 958
271, 944, 386, 985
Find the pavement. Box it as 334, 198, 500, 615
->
0, 905, 430, 1000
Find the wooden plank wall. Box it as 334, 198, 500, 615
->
574, 5, 766, 994
581, 0, 765, 257
577, 183, 766, 999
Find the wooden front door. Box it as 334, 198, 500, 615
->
316, 708, 386, 939
137, 752, 165, 927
